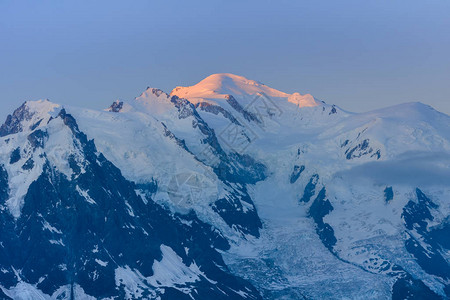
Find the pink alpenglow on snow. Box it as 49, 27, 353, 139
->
171, 73, 319, 108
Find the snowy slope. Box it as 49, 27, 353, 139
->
71, 88, 266, 239
0, 101, 263, 299
169, 74, 450, 299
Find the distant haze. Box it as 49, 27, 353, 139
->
1, 0, 449, 121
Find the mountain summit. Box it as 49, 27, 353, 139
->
171, 73, 289, 98
171, 73, 319, 107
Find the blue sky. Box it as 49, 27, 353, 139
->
1, 0, 449, 120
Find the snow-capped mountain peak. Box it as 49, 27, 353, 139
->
140, 87, 169, 99
132, 87, 177, 115
0, 100, 60, 137
171, 73, 288, 98
170, 73, 320, 108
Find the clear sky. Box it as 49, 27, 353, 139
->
1, 0, 449, 121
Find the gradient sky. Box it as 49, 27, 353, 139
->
1, 0, 449, 121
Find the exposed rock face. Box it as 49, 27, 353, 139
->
0, 102, 34, 137
107, 100, 124, 112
